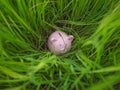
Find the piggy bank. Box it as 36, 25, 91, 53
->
47, 31, 74, 55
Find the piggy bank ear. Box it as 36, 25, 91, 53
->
50, 38, 57, 43
67, 35, 74, 41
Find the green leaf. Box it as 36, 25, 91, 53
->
0, 66, 28, 79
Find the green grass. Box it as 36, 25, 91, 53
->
0, 0, 120, 90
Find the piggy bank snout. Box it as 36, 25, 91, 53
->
67, 35, 74, 42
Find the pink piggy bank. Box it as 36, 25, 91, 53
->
47, 31, 74, 55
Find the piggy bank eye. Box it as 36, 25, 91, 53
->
59, 44, 62, 47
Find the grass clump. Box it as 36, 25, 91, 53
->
0, 0, 120, 90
